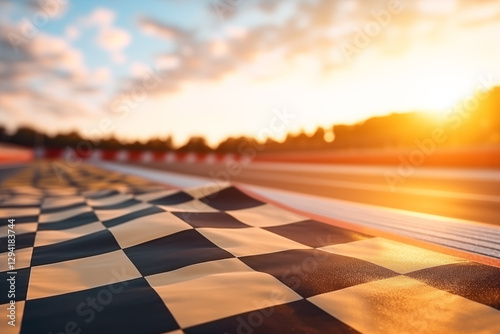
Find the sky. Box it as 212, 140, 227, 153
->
1, 0, 500, 147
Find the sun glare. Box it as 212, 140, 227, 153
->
407, 72, 476, 114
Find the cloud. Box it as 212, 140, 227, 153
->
129, 62, 148, 78
97, 27, 130, 51
92, 66, 111, 83
65, 25, 79, 40
84, 7, 115, 27
257, 0, 282, 13
417, 0, 457, 14
126, 1, 357, 96
115, 0, 500, 108
0, 22, 109, 121
111, 52, 126, 64
27, 0, 68, 18
137, 16, 184, 40
156, 54, 181, 70
72, 85, 100, 94
457, 1, 500, 27
209, 39, 229, 57
78, 7, 131, 63
224, 26, 247, 39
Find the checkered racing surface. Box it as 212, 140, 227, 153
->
1, 162, 499, 334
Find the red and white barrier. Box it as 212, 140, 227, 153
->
35, 146, 500, 168
36, 148, 240, 164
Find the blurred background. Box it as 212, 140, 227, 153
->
1, 0, 500, 151
1, 0, 500, 224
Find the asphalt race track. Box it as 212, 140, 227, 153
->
127, 161, 500, 227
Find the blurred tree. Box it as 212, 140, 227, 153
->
178, 136, 211, 153
7, 127, 40, 147
0, 126, 6, 142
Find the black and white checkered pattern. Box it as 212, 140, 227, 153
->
1, 162, 500, 334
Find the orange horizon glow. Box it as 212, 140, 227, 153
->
1, 1, 500, 147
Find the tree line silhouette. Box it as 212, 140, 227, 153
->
2, 86, 499, 153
